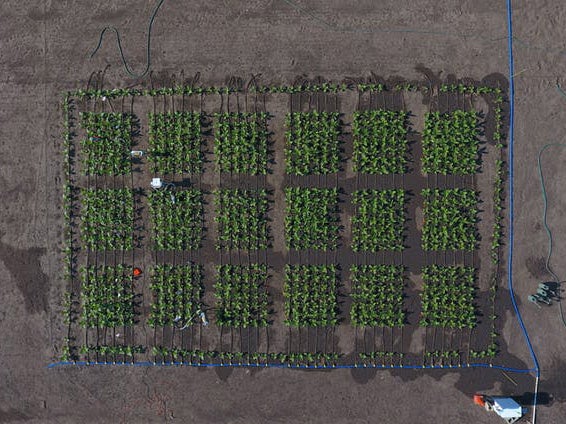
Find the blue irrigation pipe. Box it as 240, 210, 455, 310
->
505, 0, 540, 375
506, 0, 540, 422
46, 360, 535, 374
52, 1, 541, 383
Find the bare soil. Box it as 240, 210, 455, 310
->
1, 0, 565, 422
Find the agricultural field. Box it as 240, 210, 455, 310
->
6, 1, 566, 422
60, 79, 508, 368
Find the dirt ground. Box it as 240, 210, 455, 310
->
1, 0, 566, 422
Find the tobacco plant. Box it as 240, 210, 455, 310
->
214, 112, 269, 175
422, 110, 479, 175
80, 188, 134, 250
80, 112, 132, 175
80, 265, 135, 328
148, 264, 203, 327
148, 189, 203, 250
285, 187, 339, 250
352, 110, 408, 174
350, 265, 405, 327
420, 265, 476, 328
284, 265, 338, 327
351, 189, 405, 251
421, 188, 478, 251
285, 112, 340, 175
214, 189, 269, 250
80, 344, 145, 358
215, 264, 269, 327
148, 111, 203, 174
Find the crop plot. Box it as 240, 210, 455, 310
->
214, 189, 269, 250
61, 79, 508, 368
284, 265, 338, 327
80, 265, 135, 328
148, 188, 203, 250
420, 265, 476, 329
351, 189, 405, 252
213, 112, 269, 175
285, 187, 339, 250
350, 265, 405, 327
285, 112, 340, 175
148, 264, 204, 327
352, 110, 408, 174
148, 111, 203, 174
80, 112, 132, 175
215, 264, 269, 328
421, 188, 478, 251
80, 188, 134, 250
422, 110, 479, 175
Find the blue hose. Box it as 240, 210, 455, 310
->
505, 0, 540, 377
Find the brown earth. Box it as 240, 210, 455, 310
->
1, 0, 565, 422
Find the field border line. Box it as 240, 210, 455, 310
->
46, 360, 535, 373
53, 80, 526, 371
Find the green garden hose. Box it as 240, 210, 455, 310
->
537, 142, 566, 328
89, 0, 166, 79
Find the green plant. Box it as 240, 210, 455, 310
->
422, 110, 479, 175
80, 265, 135, 328
420, 265, 476, 329
351, 189, 405, 251
350, 265, 405, 327
284, 265, 338, 327
215, 264, 269, 327
148, 188, 203, 250
285, 112, 340, 175
80, 188, 134, 250
358, 351, 404, 366
214, 112, 269, 174
421, 188, 478, 251
285, 187, 338, 250
148, 111, 203, 174
80, 344, 145, 358
80, 112, 133, 175
356, 83, 383, 93
352, 110, 408, 174
214, 189, 269, 250
151, 347, 218, 364
148, 264, 203, 327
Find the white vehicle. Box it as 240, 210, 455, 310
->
474, 394, 525, 423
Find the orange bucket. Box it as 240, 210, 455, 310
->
133, 267, 142, 277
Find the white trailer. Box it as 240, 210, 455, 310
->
474, 394, 525, 423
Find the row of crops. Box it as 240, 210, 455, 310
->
79, 187, 478, 252
78, 109, 480, 176
75, 264, 476, 330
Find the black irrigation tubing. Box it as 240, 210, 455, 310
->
150, 75, 159, 358
89, 0, 166, 79
130, 94, 141, 361
537, 143, 566, 329
90, 87, 101, 362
